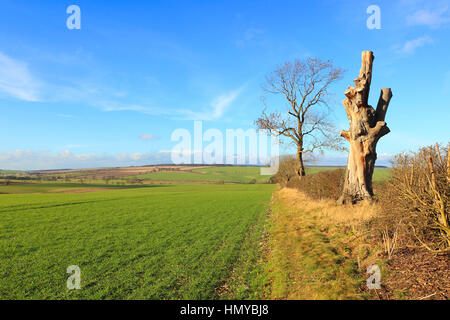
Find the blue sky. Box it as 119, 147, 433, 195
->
0, 0, 449, 169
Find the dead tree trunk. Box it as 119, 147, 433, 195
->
337, 51, 393, 204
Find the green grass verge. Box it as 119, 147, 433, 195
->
263, 191, 369, 300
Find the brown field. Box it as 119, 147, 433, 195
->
46, 187, 113, 194
30, 165, 211, 180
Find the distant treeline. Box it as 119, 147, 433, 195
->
0, 175, 34, 181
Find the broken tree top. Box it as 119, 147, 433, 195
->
341, 51, 393, 143
338, 51, 393, 204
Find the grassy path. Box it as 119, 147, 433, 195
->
263, 189, 373, 300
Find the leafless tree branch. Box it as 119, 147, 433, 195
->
256, 58, 345, 177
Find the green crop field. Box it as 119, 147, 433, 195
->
0, 170, 26, 175
372, 167, 392, 183
0, 165, 392, 300
133, 166, 270, 183
305, 166, 391, 183
0, 183, 149, 194
131, 166, 391, 184
133, 166, 345, 183
0, 184, 275, 299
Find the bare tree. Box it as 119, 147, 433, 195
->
255, 58, 345, 178
337, 51, 393, 204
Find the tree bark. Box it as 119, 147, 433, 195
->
337, 51, 393, 204
297, 146, 306, 178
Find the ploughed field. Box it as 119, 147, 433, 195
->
0, 184, 275, 299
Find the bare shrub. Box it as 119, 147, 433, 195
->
381, 222, 401, 260
271, 155, 299, 187
272, 154, 345, 200
295, 169, 345, 201
379, 143, 449, 254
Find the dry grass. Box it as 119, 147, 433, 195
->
267, 188, 449, 300
264, 188, 381, 300
280, 188, 378, 226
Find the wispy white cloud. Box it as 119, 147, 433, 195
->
0, 149, 172, 170
0, 52, 41, 102
395, 36, 434, 54
179, 86, 245, 120
0, 50, 243, 121
407, 6, 450, 28
236, 28, 265, 47
99, 101, 189, 121
57, 114, 77, 119
139, 134, 157, 141
85, 85, 245, 121
210, 88, 243, 119
0, 51, 116, 107
99, 103, 171, 116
